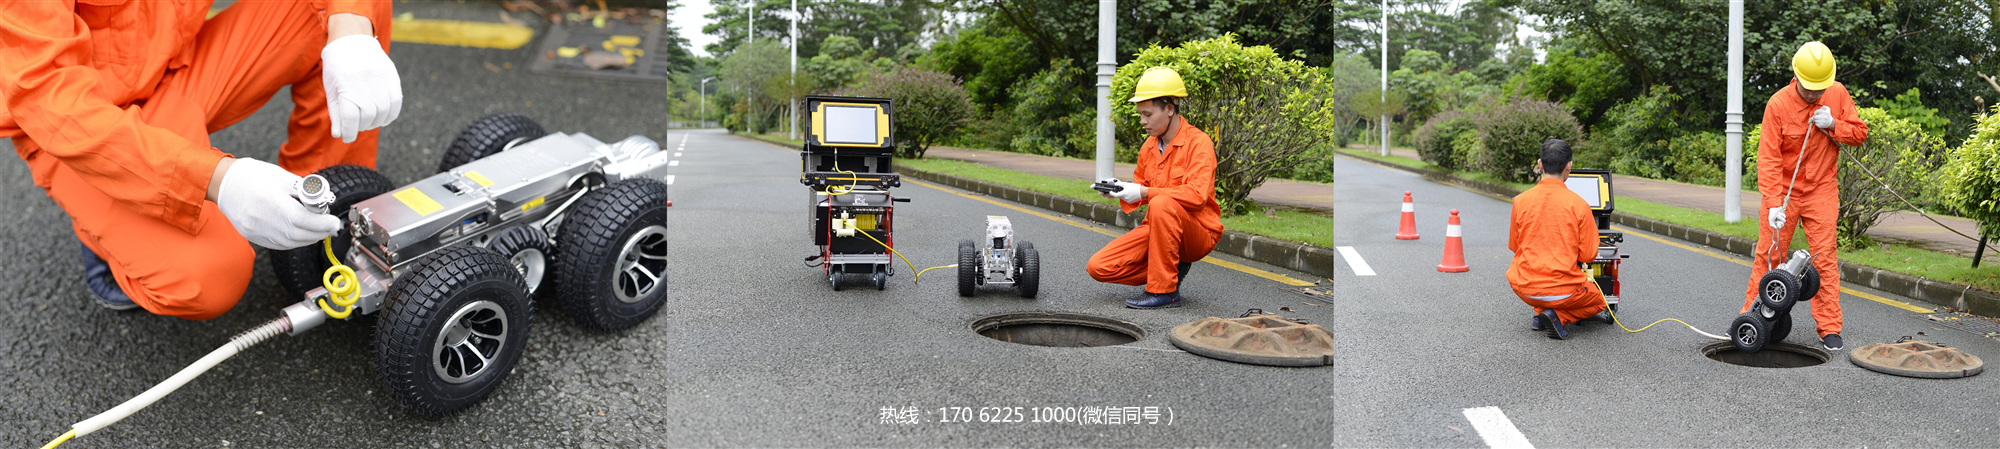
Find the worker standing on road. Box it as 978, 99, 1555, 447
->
1506, 139, 1606, 340
1087, 67, 1224, 309
1, 1, 403, 320
1742, 41, 1869, 351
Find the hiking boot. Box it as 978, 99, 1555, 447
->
81, 243, 140, 311
1125, 291, 1182, 309
1542, 309, 1568, 340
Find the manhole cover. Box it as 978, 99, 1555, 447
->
528, 19, 675, 83
972, 312, 1142, 348
1702, 342, 1828, 368
1849, 339, 1984, 379
1168, 312, 1332, 367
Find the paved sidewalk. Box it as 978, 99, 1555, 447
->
1368, 146, 1988, 255
922, 146, 1333, 214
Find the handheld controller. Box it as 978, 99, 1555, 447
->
1092, 179, 1124, 194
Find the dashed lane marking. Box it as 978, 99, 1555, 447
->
1335, 246, 1375, 276
1462, 407, 1534, 449
666, 175, 675, 185
668, 160, 679, 166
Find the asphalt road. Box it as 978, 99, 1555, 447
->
1329, 154, 2000, 447
0, 4, 1333, 442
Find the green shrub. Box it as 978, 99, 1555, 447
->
1475, 99, 1582, 183
1587, 86, 1687, 180
1836, 108, 1947, 249
1873, 88, 1950, 141
1662, 132, 1728, 186
848, 69, 974, 159
1936, 105, 2000, 240
1004, 59, 1093, 158
1413, 111, 1478, 170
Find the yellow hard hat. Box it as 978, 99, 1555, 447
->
1792, 41, 1837, 90
1128, 67, 1188, 103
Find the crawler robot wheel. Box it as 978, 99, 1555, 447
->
1729, 313, 1770, 354
1015, 242, 1040, 299
1768, 311, 1793, 345
270, 165, 394, 301
487, 226, 552, 295
957, 240, 977, 297
553, 179, 671, 332
439, 112, 547, 173
1757, 269, 1803, 315
375, 246, 531, 415
1800, 263, 1820, 303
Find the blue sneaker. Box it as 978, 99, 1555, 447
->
1530, 313, 1549, 331
1125, 291, 1182, 309
80, 243, 140, 311
1541, 309, 1568, 340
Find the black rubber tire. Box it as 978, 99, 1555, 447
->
873, 267, 888, 290
486, 226, 552, 295
269, 165, 394, 302
438, 112, 547, 173
1758, 269, 1803, 314
1768, 311, 1793, 344
831, 265, 844, 291
552, 179, 671, 332
374, 246, 531, 416
1800, 263, 1821, 303
1730, 313, 1770, 354
957, 240, 977, 297
1016, 244, 1040, 299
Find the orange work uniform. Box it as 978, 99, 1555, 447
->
1087, 115, 1224, 294
1, 0, 393, 320
1507, 177, 1605, 324
1741, 79, 1868, 336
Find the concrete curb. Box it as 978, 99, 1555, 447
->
898, 168, 1338, 282
1339, 151, 2000, 316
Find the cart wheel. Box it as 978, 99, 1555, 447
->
270, 165, 393, 301
1730, 313, 1769, 354
957, 240, 977, 297
1757, 269, 1803, 314
375, 246, 531, 415
1768, 311, 1793, 344
1800, 263, 1821, 303
439, 112, 546, 173
873, 266, 888, 290
487, 226, 551, 295
1015, 243, 1040, 299
831, 265, 844, 291
552, 179, 670, 331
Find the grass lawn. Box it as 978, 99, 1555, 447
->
1337, 147, 2000, 292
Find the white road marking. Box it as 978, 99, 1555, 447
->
668, 160, 680, 166
1335, 246, 1375, 276
666, 175, 675, 185
1462, 407, 1534, 449
675, 152, 682, 157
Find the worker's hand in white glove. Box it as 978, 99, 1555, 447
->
1767, 206, 1787, 230
1812, 106, 1833, 130
217, 158, 341, 250
1111, 181, 1146, 203
321, 34, 402, 143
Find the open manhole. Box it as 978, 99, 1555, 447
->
1702, 342, 1829, 368
972, 312, 1143, 348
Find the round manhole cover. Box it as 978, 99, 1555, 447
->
972, 312, 1143, 348
1849, 339, 1984, 379
1702, 342, 1828, 368
1168, 312, 1331, 367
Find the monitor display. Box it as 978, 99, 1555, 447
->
1565, 176, 1603, 209
823, 105, 879, 145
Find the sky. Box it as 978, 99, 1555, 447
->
673, 0, 718, 58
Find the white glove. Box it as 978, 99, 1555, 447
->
321, 34, 403, 143
1767, 206, 1787, 230
217, 159, 342, 250
1812, 106, 1833, 130
1111, 181, 1146, 203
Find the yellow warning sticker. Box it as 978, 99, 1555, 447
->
521, 196, 546, 211
393, 188, 444, 216
464, 171, 494, 187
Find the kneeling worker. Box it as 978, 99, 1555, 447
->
1087, 67, 1224, 309
1506, 139, 1606, 339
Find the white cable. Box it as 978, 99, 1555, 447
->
69, 317, 291, 437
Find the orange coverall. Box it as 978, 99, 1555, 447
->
1742, 79, 1868, 337
1, 0, 392, 320
1507, 178, 1605, 324
1087, 115, 1224, 294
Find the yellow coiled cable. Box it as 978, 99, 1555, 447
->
318, 237, 359, 319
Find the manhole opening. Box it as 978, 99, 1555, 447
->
1702, 342, 1829, 368
972, 312, 1144, 348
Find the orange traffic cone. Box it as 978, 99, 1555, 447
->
1437, 209, 1468, 272
1395, 191, 1420, 240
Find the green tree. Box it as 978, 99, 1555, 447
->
802, 35, 895, 93
847, 69, 974, 159
719, 40, 792, 133
702, 0, 946, 59
1938, 106, 2000, 248
1837, 108, 1947, 249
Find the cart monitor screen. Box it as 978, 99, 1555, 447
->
822, 105, 879, 145
1564, 174, 1611, 210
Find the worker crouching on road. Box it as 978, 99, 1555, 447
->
1506, 139, 1607, 340
1, 1, 404, 319
1087, 67, 1224, 309
1742, 41, 1869, 351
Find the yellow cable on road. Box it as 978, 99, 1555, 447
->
853, 227, 953, 284
1582, 272, 1729, 340
41, 430, 75, 449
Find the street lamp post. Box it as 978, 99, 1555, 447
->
700, 76, 717, 128
790, 0, 798, 140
